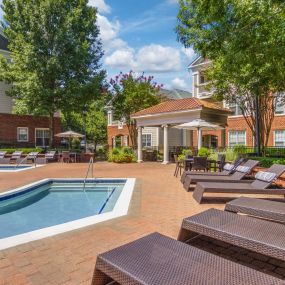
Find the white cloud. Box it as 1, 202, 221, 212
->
168, 0, 179, 4
171, 77, 187, 89
104, 44, 182, 73
88, 0, 111, 14
181, 47, 196, 60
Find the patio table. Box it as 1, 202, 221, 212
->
184, 158, 218, 172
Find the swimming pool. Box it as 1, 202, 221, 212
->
0, 165, 44, 172
0, 178, 135, 249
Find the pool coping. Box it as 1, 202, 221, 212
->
0, 177, 136, 250
0, 164, 45, 172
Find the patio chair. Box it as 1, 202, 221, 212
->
173, 155, 184, 177
217, 154, 226, 172
9, 151, 23, 164
192, 164, 285, 203
44, 151, 57, 163
0, 151, 9, 164
178, 208, 285, 262
183, 159, 259, 192
180, 157, 244, 184
91, 232, 281, 285
225, 197, 285, 224
191, 156, 208, 172
25, 152, 39, 164
61, 151, 70, 163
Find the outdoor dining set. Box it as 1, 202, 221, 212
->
90, 157, 285, 284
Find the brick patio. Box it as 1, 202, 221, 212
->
0, 162, 284, 284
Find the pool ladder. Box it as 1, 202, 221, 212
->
83, 157, 94, 191
16, 154, 37, 168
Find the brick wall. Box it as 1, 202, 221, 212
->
0, 113, 61, 147
107, 125, 131, 148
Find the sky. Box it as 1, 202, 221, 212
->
0, 0, 196, 91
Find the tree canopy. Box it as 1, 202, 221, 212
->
176, 0, 285, 149
0, 0, 105, 145
110, 71, 162, 146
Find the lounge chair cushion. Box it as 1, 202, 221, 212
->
223, 163, 234, 171
255, 171, 277, 182
236, 165, 251, 173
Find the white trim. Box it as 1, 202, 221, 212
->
0, 178, 136, 250
0, 164, 45, 172
17, 127, 29, 142
132, 108, 203, 119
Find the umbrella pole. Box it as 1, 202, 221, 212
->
197, 127, 202, 151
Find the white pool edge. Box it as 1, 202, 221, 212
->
0, 164, 45, 172
0, 178, 136, 250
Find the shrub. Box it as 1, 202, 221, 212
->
198, 147, 210, 157
71, 138, 80, 150
178, 148, 193, 161
108, 147, 136, 163
0, 148, 43, 154
233, 145, 247, 154
250, 157, 285, 168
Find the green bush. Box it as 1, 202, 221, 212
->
0, 148, 43, 154
198, 147, 210, 157
71, 138, 80, 150
251, 157, 285, 168
178, 148, 193, 161
233, 145, 247, 154
108, 147, 136, 163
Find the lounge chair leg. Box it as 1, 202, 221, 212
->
183, 175, 191, 192
177, 227, 199, 242
91, 268, 113, 285
192, 184, 205, 204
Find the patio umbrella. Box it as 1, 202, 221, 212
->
55, 130, 84, 149
174, 119, 224, 150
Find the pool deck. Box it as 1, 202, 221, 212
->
0, 162, 284, 284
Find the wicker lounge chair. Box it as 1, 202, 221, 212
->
25, 152, 39, 164
91, 232, 282, 285
225, 197, 285, 223
180, 157, 244, 184
9, 151, 23, 164
0, 151, 9, 164
183, 159, 259, 192
44, 151, 57, 163
178, 208, 285, 262
192, 164, 285, 203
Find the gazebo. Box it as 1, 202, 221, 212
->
131, 98, 232, 163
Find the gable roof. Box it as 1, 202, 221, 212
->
188, 56, 210, 68
0, 28, 9, 51
131, 98, 232, 118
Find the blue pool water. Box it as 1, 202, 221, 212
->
0, 165, 33, 171
0, 180, 125, 239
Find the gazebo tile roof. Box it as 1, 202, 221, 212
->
132, 98, 231, 117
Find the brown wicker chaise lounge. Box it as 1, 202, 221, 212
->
180, 157, 244, 183
192, 164, 285, 203
0, 151, 9, 164
178, 208, 285, 262
9, 151, 23, 164
91, 232, 282, 285
183, 159, 259, 192
225, 197, 285, 223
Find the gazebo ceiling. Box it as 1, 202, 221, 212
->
131, 98, 232, 127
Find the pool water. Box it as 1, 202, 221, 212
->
0, 165, 33, 171
0, 180, 125, 239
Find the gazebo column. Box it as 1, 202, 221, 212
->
137, 126, 143, 163
162, 124, 169, 164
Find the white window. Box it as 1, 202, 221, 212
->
17, 127, 28, 142
228, 103, 243, 116
142, 134, 152, 147
123, 135, 128, 146
275, 103, 285, 115
228, 131, 246, 147
274, 130, 285, 146
35, 129, 50, 147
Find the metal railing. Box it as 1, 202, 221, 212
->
83, 157, 94, 191
16, 154, 37, 168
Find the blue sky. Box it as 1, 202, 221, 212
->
0, 0, 196, 91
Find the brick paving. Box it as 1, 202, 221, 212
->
0, 162, 284, 284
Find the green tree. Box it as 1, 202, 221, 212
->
0, 0, 105, 146
176, 0, 285, 151
62, 99, 108, 151
110, 71, 162, 146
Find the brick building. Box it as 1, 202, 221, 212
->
0, 28, 61, 148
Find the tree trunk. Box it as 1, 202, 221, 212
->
127, 120, 138, 148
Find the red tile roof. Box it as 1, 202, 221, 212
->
131, 98, 232, 117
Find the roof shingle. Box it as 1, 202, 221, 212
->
132, 98, 232, 117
